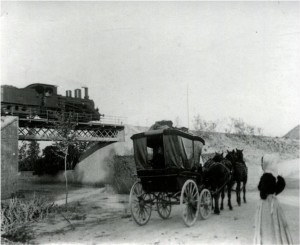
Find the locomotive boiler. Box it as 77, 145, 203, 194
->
1, 83, 101, 122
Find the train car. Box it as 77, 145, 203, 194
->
1, 83, 101, 122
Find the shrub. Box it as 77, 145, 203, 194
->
1, 196, 55, 243
111, 155, 137, 194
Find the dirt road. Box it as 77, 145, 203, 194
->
31, 187, 299, 245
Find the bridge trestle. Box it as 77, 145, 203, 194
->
18, 118, 125, 142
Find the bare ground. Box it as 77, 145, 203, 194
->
25, 184, 299, 245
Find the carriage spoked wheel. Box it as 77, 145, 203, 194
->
180, 180, 200, 227
129, 181, 152, 225
156, 192, 172, 219
199, 188, 212, 220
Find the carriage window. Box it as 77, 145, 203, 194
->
151, 145, 165, 169
146, 136, 165, 169
194, 141, 203, 165
181, 137, 193, 159
181, 137, 194, 168
15, 106, 19, 110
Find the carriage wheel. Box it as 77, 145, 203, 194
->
156, 192, 172, 219
129, 181, 152, 226
180, 180, 200, 227
199, 188, 212, 220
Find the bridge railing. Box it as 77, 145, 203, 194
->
99, 115, 127, 125
13, 109, 127, 125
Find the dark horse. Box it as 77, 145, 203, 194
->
225, 149, 248, 206
203, 152, 232, 214
219, 156, 234, 211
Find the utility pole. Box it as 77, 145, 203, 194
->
187, 84, 190, 129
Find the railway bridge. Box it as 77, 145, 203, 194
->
18, 116, 125, 142
18, 115, 126, 161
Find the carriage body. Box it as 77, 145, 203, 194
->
131, 128, 205, 192
129, 129, 212, 226
137, 168, 199, 193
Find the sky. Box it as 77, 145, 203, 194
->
1, 1, 300, 137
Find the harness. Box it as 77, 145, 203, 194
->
206, 161, 232, 196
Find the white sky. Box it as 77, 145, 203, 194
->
1, 1, 300, 136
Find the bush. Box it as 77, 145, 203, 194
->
1, 196, 55, 243
111, 155, 137, 194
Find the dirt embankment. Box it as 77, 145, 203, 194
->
110, 126, 299, 193
283, 124, 300, 140
197, 130, 299, 160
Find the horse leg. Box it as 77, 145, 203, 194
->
211, 193, 215, 210
236, 181, 241, 206
243, 181, 247, 203
227, 182, 233, 210
220, 188, 225, 210
214, 193, 220, 215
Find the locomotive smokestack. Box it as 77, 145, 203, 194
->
83, 87, 89, 99
66, 90, 72, 97
75, 89, 81, 99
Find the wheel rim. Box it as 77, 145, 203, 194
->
129, 181, 152, 225
199, 189, 212, 220
180, 180, 199, 227
157, 193, 172, 219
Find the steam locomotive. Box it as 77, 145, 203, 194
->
1, 83, 101, 122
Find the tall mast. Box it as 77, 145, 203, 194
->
187, 84, 190, 129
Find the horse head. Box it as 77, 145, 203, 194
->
225, 150, 235, 162
235, 148, 244, 163
213, 152, 224, 162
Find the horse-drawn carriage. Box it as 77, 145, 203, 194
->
129, 128, 213, 227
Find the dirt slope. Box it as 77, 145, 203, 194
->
283, 125, 300, 140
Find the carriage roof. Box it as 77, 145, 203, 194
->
131, 128, 205, 170
131, 128, 205, 145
